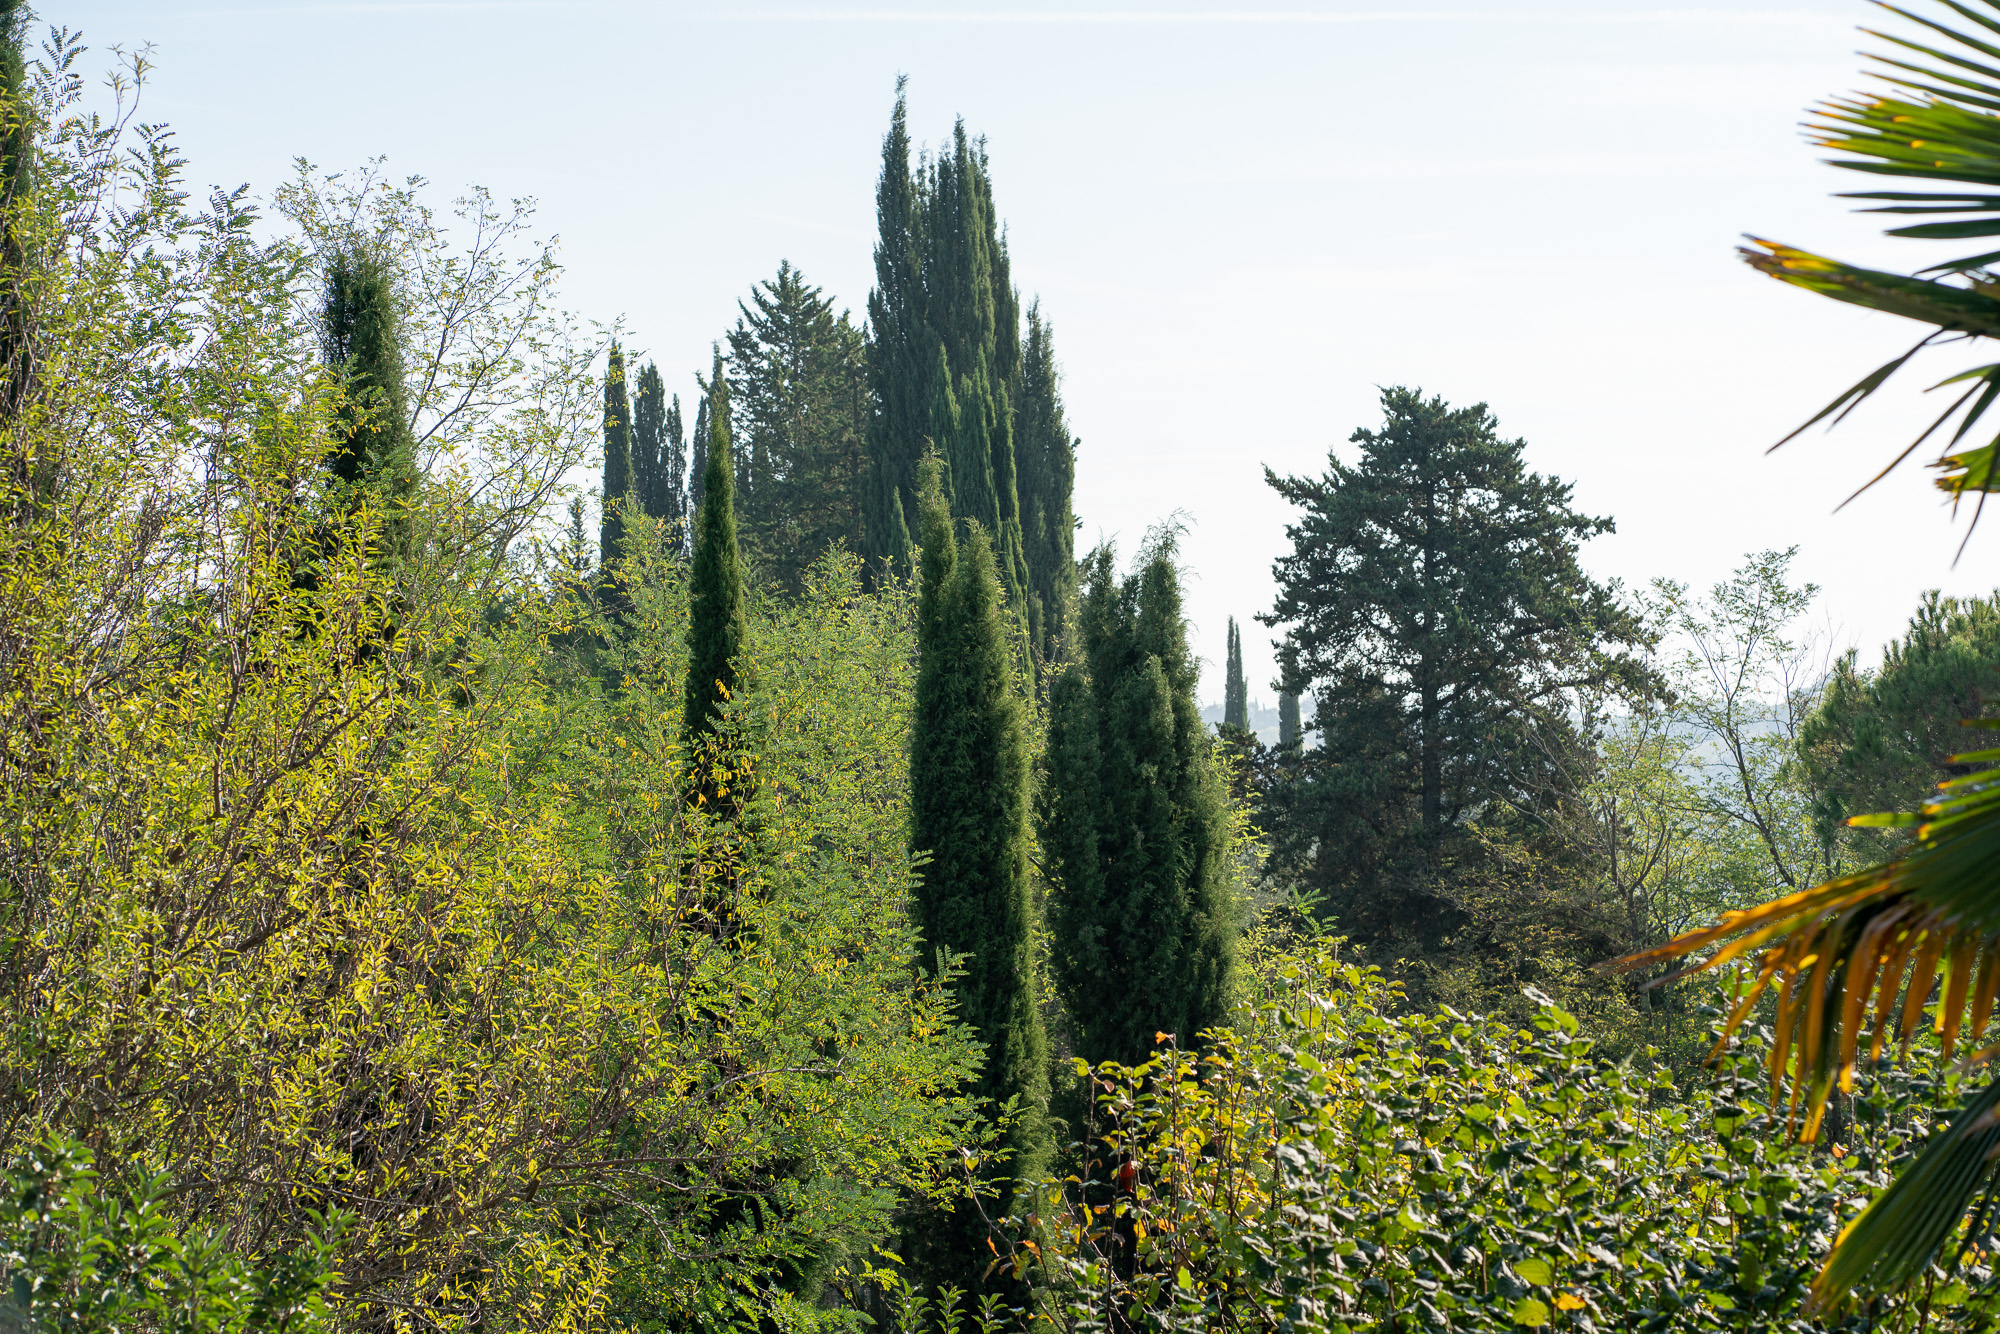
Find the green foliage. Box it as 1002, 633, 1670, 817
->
908, 459, 1050, 1292
862, 84, 1065, 642
1001, 945, 1998, 1333
319, 240, 416, 567
1042, 540, 1240, 1068
1802, 590, 2000, 859
1278, 691, 1300, 749
0, 1137, 342, 1334
630, 359, 685, 540
1223, 616, 1247, 734
602, 340, 631, 572
1260, 387, 1654, 960
725, 261, 869, 595
686, 347, 746, 741
1014, 302, 1075, 668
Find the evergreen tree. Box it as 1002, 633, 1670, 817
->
689, 381, 711, 526
684, 350, 744, 741
724, 261, 869, 594
320, 241, 416, 561
1015, 302, 1075, 665
1279, 691, 1301, 749
1260, 388, 1651, 956
1224, 617, 1248, 732
1042, 539, 1240, 1068
907, 457, 1048, 1288
862, 84, 1062, 627
601, 342, 631, 571
664, 392, 687, 539
631, 359, 665, 521
863, 80, 925, 586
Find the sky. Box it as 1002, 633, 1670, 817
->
54, 0, 2000, 705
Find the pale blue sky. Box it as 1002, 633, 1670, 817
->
56, 0, 1996, 701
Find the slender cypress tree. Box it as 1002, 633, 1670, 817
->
1224, 617, 1248, 732
684, 350, 744, 740
1015, 302, 1075, 665
664, 392, 687, 543
320, 242, 416, 564
1279, 691, 1301, 749
1042, 539, 1240, 1067
863, 80, 926, 586
632, 358, 665, 519
601, 342, 631, 571
689, 382, 711, 525
908, 457, 1048, 1290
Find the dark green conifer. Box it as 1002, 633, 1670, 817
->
320, 242, 416, 561
1015, 303, 1075, 665
689, 385, 711, 524
908, 457, 1048, 1288
1042, 539, 1240, 1067
1224, 617, 1248, 732
632, 358, 665, 519
1279, 691, 1301, 749
664, 392, 687, 541
601, 342, 631, 571
684, 350, 744, 740
863, 80, 927, 585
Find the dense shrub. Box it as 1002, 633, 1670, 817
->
861, 941, 2000, 1333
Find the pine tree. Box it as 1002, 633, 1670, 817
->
725, 261, 869, 594
320, 242, 416, 562
601, 342, 631, 572
1279, 691, 1301, 749
1042, 539, 1240, 1068
908, 458, 1048, 1288
1015, 302, 1075, 665
1224, 617, 1248, 732
684, 350, 744, 741
1261, 387, 1652, 955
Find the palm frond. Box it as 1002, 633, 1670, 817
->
1612, 734, 2000, 1307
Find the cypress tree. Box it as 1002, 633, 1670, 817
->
601, 342, 631, 571
684, 350, 744, 741
320, 242, 416, 563
1279, 691, 1301, 749
689, 382, 711, 524
1042, 539, 1240, 1068
632, 358, 665, 520
908, 457, 1048, 1288
664, 392, 688, 543
1224, 617, 1248, 732
1015, 302, 1075, 665
863, 80, 927, 586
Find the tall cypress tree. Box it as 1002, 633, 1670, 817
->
908, 457, 1048, 1289
601, 342, 631, 571
632, 358, 665, 519
1015, 302, 1075, 665
689, 378, 711, 526
1224, 617, 1248, 732
664, 392, 687, 542
1042, 539, 1240, 1068
863, 80, 926, 586
320, 242, 416, 563
1279, 691, 1301, 749
684, 350, 744, 740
